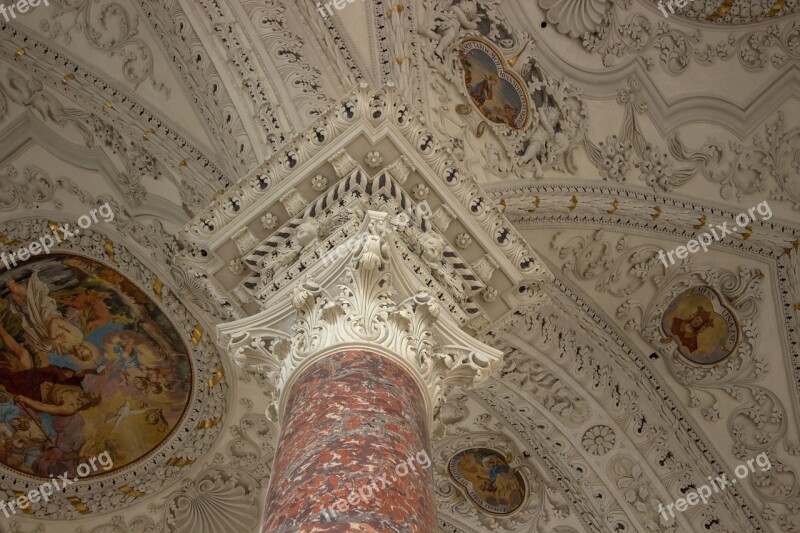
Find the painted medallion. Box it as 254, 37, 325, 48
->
459, 37, 530, 130
661, 286, 738, 365
0, 254, 192, 478
449, 448, 526, 514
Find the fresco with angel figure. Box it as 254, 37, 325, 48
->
0, 254, 191, 478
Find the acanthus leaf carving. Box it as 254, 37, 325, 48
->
220, 212, 503, 425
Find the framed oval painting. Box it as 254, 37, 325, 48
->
448, 448, 526, 514
459, 37, 531, 130
661, 286, 739, 365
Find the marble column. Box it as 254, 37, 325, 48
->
262, 349, 436, 532
219, 212, 503, 533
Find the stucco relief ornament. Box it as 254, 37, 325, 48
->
582, 425, 615, 455
257, 219, 320, 281
455, 233, 473, 249
364, 151, 384, 169
310, 174, 329, 191
415, 229, 468, 301
539, 0, 609, 38
260, 212, 278, 229
419, 0, 481, 61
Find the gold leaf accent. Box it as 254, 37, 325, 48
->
142, 127, 155, 141
607, 199, 619, 215
765, 0, 784, 17
527, 196, 540, 213
197, 416, 223, 430
102, 101, 113, 112
499, 198, 507, 213
507, 40, 531, 68
67, 497, 92, 514
15, 48, 26, 58
119, 486, 146, 498
386, 4, 405, 16
191, 325, 204, 345
166, 457, 196, 467
651, 206, 661, 220
741, 225, 753, 240
207, 367, 224, 388
14, 492, 33, 514
152, 278, 163, 300
707, 0, 734, 21
104, 239, 115, 261
48, 221, 64, 240
694, 215, 707, 230
60, 73, 75, 85
568, 195, 578, 212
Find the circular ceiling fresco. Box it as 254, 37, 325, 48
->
0, 254, 192, 479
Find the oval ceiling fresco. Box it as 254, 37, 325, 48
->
0, 254, 192, 479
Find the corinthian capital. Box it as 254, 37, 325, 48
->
219, 212, 502, 424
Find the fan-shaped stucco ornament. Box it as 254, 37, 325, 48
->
166, 468, 260, 533
539, 0, 609, 37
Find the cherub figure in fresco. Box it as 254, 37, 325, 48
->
671, 305, 715, 353
57, 289, 112, 335
5, 274, 100, 365
470, 73, 497, 107
103, 329, 173, 384
7, 417, 47, 454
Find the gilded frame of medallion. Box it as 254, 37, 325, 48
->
446, 446, 529, 517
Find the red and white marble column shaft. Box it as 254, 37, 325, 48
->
262, 349, 436, 533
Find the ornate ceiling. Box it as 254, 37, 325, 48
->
0, 0, 797, 532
